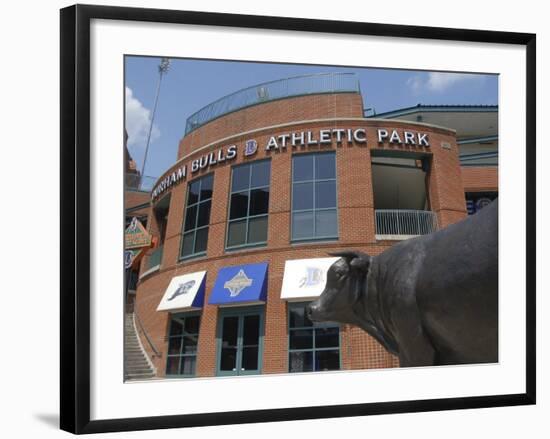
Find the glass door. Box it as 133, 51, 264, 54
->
217, 307, 263, 376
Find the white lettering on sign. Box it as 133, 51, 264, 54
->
191, 145, 237, 174
418, 133, 430, 146
266, 128, 368, 150
404, 131, 416, 145
377, 129, 430, 147
377, 129, 388, 143
151, 127, 434, 200
353, 129, 367, 142
151, 165, 187, 200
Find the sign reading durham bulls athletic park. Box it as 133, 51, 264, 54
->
150, 126, 431, 200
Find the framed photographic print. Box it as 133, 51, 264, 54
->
60, 4, 536, 434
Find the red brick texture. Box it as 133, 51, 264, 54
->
124, 190, 150, 217
177, 93, 365, 158
461, 167, 498, 192
134, 93, 467, 378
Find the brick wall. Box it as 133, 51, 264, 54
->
134, 93, 468, 378
124, 190, 150, 217
178, 92, 364, 158
461, 166, 498, 192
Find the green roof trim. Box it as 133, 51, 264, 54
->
457, 135, 499, 144
369, 104, 498, 119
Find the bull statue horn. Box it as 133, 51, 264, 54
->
329, 251, 371, 274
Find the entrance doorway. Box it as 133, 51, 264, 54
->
216, 307, 264, 376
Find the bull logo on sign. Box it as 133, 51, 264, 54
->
298, 267, 325, 288
128, 217, 139, 232
168, 280, 196, 301
244, 139, 258, 157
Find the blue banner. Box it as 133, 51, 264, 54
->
209, 262, 268, 305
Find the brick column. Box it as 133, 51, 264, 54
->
427, 135, 468, 228
337, 138, 376, 244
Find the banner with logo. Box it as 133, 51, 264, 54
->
280, 257, 340, 300
125, 217, 152, 249
208, 262, 268, 305
156, 271, 207, 312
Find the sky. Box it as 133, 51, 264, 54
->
125, 57, 498, 180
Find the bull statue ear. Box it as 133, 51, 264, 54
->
329, 251, 371, 275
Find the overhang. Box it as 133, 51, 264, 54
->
209, 262, 268, 306
281, 257, 339, 301
156, 271, 206, 312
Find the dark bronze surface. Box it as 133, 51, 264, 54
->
308, 200, 498, 367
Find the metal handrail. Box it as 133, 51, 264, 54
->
185, 72, 361, 135
134, 309, 161, 357
375, 209, 438, 236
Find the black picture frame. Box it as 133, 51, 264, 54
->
60, 4, 536, 434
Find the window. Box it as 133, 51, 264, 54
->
180, 174, 213, 259
288, 303, 340, 373
226, 160, 271, 249
291, 153, 338, 241
165, 314, 200, 377
217, 307, 264, 376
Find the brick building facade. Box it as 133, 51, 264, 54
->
127, 73, 497, 380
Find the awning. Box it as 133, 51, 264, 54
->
156, 271, 206, 312
208, 262, 268, 306
280, 257, 340, 301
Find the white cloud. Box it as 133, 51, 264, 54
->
125, 86, 160, 148
407, 72, 482, 94
406, 76, 424, 94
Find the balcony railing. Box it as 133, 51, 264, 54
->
375, 209, 438, 238
125, 173, 158, 192
185, 72, 361, 135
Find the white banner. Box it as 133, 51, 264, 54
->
156, 271, 206, 312
280, 257, 340, 300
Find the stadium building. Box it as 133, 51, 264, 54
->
124, 72, 498, 380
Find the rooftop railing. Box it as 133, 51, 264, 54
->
185, 72, 361, 135
375, 209, 438, 239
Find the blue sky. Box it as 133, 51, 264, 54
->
125, 57, 498, 179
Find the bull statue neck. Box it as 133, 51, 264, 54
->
352, 257, 400, 356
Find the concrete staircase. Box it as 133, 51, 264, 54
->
124, 313, 156, 381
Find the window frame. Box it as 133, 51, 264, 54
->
291, 152, 339, 243
225, 159, 271, 251
165, 312, 201, 378
287, 302, 342, 373
215, 305, 265, 377
179, 173, 214, 261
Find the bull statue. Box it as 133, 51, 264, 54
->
307, 199, 498, 367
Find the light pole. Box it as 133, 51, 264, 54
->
140, 57, 170, 188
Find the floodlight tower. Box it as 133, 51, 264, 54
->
140, 57, 171, 187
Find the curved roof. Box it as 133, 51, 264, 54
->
371, 104, 498, 139
184, 72, 361, 135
